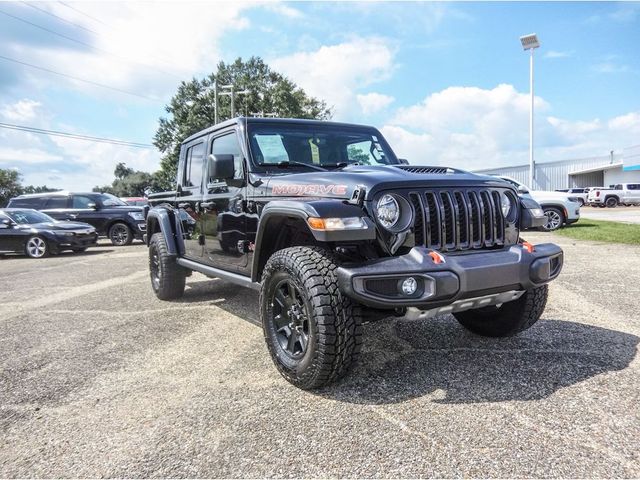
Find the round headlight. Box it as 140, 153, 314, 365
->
376, 194, 400, 229
500, 192, 514, 218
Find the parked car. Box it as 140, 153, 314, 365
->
146, 117, 563, 390
492, 176, 581, 231
555, 188, 588, 205
7, 192, 146, 246
0, 208, 98, 258
587, 184, 640, 207
121, 197, 149, 206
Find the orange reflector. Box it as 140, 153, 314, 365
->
428, 251, 445, 264
307, 217, 325, 230
522, 241, 535, 253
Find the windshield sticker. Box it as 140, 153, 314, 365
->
272, 184, 348, 196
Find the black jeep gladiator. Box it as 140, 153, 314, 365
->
146, 117, 563, 389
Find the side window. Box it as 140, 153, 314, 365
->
72, 195, 95, 208
9, 197, 41, 208
44, 197, 69, 209
628, 184, 639, 190
183, 142, 205, 189
211, 132, 243, 181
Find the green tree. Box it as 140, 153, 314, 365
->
0, 168, 60, 207
94, 162, 159, 197
0, 168, 22, 207
153, 56, 331, 190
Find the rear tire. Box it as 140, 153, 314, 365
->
149, 232, 186, 300
605, 197, 618, 208
109, 222, 133, 246
454, 285, 548, 337
260, 246, 363, 389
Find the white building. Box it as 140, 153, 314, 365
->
475, 145, 640, 190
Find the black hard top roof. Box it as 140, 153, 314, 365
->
181, 116, 379, 145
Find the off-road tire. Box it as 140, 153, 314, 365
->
454, 285, 548, 337
109, 222, 133, 246
540, 207, 564, 231
260, 246, 363, 389
605, 196, 618, 208
149, 232, 186, 300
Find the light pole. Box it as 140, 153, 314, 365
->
520, 33, 540, 189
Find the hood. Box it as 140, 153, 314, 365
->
258, 165, 513, 200
21, 221, 95, 231
102, 205, 144, 212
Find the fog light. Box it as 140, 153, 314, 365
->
401, 277, 418, 296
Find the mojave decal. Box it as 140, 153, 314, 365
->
271, 184, 349, 196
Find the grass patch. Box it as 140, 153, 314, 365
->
556, 219, 640, 245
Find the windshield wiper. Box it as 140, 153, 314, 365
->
271, 161, 328, 172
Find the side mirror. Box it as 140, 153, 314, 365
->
0, 218, 15, 229
398, 158, 410, 165
87, 202, 98, 210
517, 185, 529, 194
207, 154, 235, 181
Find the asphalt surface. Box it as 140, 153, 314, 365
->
580, 205, 640, 224
1, 233, 639, 478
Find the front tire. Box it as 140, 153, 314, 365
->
109, 222, 133, 246
25, 236, 49, 258
149, 232, 186, 300
260, 246, 362, 389
540, 207, 564, 231
454, 285, 548, 337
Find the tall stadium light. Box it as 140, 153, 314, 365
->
520, 33, 540, 188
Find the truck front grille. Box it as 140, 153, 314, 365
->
409, 189, 506, 252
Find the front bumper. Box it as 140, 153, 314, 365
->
51, 232, 99, 252
134, 221, 146, 239
336, 243, 563, 309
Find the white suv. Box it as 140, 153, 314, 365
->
494, 176, 581, 231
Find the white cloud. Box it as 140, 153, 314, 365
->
544, 50, 572, 59
271, 37, 397, 119
4, 2, 260, 100
592, 62, 630, 74
0, 99, 43, 122
356, 93, 394, 115
382, 84, 640, 170
264, 3, 304, 19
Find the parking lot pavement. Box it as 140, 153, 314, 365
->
580, 205, 640, 224
1, 234, 639, 477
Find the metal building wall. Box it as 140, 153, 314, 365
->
475, 154, 622, 190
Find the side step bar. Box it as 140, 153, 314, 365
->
176, 258, 260, 291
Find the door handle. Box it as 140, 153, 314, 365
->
177, 202, 190, 209
200, 202, 214, 210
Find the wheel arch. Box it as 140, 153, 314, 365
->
250, 200, 375, 282
146, 207, 183, 256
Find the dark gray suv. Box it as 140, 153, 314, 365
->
7, 192, 146, 246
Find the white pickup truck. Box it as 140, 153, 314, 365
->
588, 183, 640, 207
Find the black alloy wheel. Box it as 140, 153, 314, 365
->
270, 278, 310, 359
109, 222, 133, 246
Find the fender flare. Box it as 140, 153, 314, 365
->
251, 200, 375, 282
145, 207, 184, 256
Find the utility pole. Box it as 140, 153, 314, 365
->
219, 85, 250, 119
520, 33, 540, 189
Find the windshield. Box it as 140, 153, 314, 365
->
248, 124, 398, 169
97, 193, 127, 207
6, 210, 56, 224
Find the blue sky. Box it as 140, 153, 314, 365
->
0, 1, 638, 190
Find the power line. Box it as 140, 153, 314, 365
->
21, 1, 98, 35
0, 54, 161, 102
58, 1, 109, 27
0, 7, 182, 80
0, 122, 155, 148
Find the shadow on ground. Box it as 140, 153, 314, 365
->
181, 278, 639, 405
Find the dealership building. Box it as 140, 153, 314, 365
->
475, 144, 640, 190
